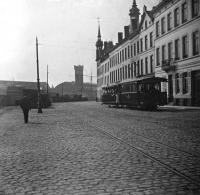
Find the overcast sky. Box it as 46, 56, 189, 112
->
0, 0, 158, 87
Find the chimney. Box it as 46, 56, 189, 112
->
104, 41, 108, 52
118, 32, 123, 43
124, 26, 129, 38
108, 41, 113, 50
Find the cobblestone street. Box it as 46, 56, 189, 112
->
0, 102, 200, 195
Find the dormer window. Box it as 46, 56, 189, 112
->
145, 21, 147, 29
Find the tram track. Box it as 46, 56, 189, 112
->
91, 124, 200, 188
87, 105, 200, 157
62, 103, 200, 188
93, 118, 199, 158
70, 112, 200, 188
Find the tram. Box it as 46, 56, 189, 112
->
101, 77, 167, 110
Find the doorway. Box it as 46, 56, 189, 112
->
168, 75, 173, 103
192, 71, 200, 106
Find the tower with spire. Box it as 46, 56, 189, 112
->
96, 21, 103, 62
129, 0, 140, 34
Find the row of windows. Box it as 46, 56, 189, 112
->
156, 0, 199, 38
110, 46, 131, 68
109, 55, 154, 84
156, 30, 199, 66
139, 32, 153, 53
109, 32, 154, 68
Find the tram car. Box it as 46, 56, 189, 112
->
101, 77, 167, 110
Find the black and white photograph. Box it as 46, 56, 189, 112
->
0, 0, 200, 194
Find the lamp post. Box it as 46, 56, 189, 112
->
36, 37, 43, 113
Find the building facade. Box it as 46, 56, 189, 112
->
96, 0, 200, 106
154, 0, 200, 106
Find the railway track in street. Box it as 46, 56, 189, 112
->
94, 118, 199, 158
92, 125, 200, 188
67, 108, 200, 189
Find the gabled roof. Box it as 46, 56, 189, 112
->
139, 10, 154, 31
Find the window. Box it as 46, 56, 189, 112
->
117, 53, 119, 64
193, 31, 199, 55
131, 63, 133, 78
167, 12, 172, 31
118, 69, 120, 81
156, 47, 160, 66
120, 51, 122, 63
125, 66, 127, 79
162, 45, 166, 61
182, 35, 188, 58
128, 64, 130, 78
128, 46, 130, 59
140, 38, 143, 52
137, 61, 140, 76
145, 35, 148, 50
131, 45, 133, 58
175, 73, 180, 94
137, 41, 140, 54
174, 8, 180, 27
175, 39, 180, 60
150, 55, 153, 73
168, 42, 173, 60
141, 59, 143, 75
182, 72, 188, 94
192, 0, 199, 18
134, 62, 137, 77
150, 32, 153, 47
156, 21, 160, 37
145, 57, 148, 74
134, 43, 136, 56
161, 17, 166, 34
145, 21, 147, 29
122, 49, 124, 61
125, 48, 127, 60
182, 2, 188, 23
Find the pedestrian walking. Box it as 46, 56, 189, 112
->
19, 96, 31, 123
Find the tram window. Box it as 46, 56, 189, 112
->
138, 84, 144, 92
132, 84, 137, 92
155, 83, 160, 91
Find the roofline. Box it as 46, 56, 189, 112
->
152, 0, 172, 13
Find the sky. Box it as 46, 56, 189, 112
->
0, 0, 158, 87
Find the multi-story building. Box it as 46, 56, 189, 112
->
96, 0, 141, 101
154, 0, 200, 106
96, 0, 200, 106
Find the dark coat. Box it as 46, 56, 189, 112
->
19, 96, 31, 111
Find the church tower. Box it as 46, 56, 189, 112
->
96, 23, 103, 62
129, 0, 140, 34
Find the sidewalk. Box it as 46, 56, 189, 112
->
160, 105, 200, 110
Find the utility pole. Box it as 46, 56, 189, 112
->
36, 37, 42, 113
90, 71, 93, 99
47, 65, 49, 95
62, 83, 63, 98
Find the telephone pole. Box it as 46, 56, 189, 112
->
36, 37, 42, 113
90, 71, 93, 99
47, 65, 49, 95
